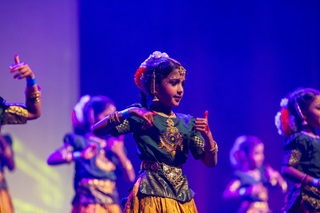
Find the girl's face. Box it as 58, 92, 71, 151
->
247, 143, 264, 169
156, 68, 185, 107
305, 95, 320, 129
96, 104, 116, 123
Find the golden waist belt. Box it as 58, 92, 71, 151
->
141, 160, 184, 187
79, 178, 116, 194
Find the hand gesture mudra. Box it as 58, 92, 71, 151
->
81, 142, 98, 160
106, 135, 125, 156
129, 107, 156, 129
9, 55, 35, 80
195, 111, 213, 141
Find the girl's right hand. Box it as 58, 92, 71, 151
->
128, 107, 156, 129
9, 55, 35, 80
81, 143, 98, 159
248, 184, 268, 200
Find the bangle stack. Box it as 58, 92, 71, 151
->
204, 141, 218, 154
25, 85, 41, 103
109, 111, 120, 125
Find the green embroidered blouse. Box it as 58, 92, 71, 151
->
282, 132, 320, 210
111, 111, 205, 203
0, 97, 28, 125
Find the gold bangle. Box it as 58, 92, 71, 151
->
26, 91, 41, 103
204, 142, 218, 153
109, 111, 120, 125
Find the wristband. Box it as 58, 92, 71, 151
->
73, 152, 81, 160
26, 78, 37, 86
239, 187, 246, 196
312, 178, 319, 187
121, 109, 130, 119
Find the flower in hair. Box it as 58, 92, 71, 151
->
72, 95, 91, 128
280, 98, 288, 108
275, 108, 297, 137
134, 51, 169, 92
139, 51, 169, 68
134, 67, 147, 91
275, 111, 282, 135
229, 136, 247, 168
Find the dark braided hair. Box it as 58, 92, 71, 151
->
286, 88, 320, 131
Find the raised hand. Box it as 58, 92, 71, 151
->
195, 111, 212, 141
265, 165, 288, 193
128, 107, 156, 129
106, 135, 125, 156
81, 142, 98, 160
9, 55, 35, 80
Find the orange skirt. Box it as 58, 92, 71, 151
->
0, 189, 14, 213
123, 178, 198, 213
71, 203, 121, 213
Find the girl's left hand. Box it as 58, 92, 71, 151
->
9, 55, 35, 80
106, 135, 125, 156
195, 111, 212, 140
265, 165, 288, 193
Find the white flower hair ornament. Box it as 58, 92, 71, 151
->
229, 136, 247, 168
134, 51, 169, 94
139, 51, 169, 68
280, 98, 288, 108
274, 97, 297, 137
72, 95, 91, 128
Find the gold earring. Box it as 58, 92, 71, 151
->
151, 70, 159, 102
153, 95, 159, 102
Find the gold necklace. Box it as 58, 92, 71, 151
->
155, 111, 176, 127
155, 111, 183, 158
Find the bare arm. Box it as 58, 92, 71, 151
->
281, 165, 315, 186
195, 111, 218, 168
47, 142, 98, 166
223, 179, 266, 200
201, 131, 218, 168
106, 136, 135, 182
116, 152, 136, 182
25, 83, 41, 120
93, 107, 154, 136
47, 144, 74, 165
9, 55, 41, 120
223, 179, 242, 199
266, 165, 287, 193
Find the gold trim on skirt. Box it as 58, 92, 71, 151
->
123, 177, 198, 213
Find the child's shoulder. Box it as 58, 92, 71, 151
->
176, 112, 195, 120
285, 132, 315, 147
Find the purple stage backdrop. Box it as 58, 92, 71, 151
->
0, 0, 320, 213
79, 1, 320, 213
0, 1, 79, 212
